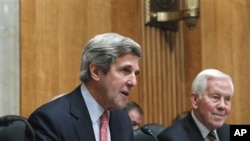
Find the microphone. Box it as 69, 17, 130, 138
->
141, 126, 159, 141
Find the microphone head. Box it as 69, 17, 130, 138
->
140, 126, 159, 141
141, 126, 153, 135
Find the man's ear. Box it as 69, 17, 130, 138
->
191, 93, 199, 109
89, 63, 101, 81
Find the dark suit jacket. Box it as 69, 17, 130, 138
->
157, 112, 229, 141
27, 85, 133, 141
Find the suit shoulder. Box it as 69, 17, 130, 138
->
158, 119, 190, 141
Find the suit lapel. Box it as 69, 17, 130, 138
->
74, 117, 95, 141
186, 113, 205, 141
70, 86, 96, 141
109, 111, 123, 141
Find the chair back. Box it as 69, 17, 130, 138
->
0, 115, 35, 141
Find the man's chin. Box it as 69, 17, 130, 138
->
115, 101, 127, 109
212, 120, 225, 128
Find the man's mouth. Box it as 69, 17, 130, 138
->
121, 91, 129, 96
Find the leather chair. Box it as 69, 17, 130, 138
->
0, 115, 35, 141
134, 123, 166, 141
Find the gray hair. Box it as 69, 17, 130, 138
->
79, 33, 142, 83
191, 68, 234, 97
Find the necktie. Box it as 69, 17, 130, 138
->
100, 111, 108, 141
207, 131, 217, 141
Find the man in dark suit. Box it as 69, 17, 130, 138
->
27, 33, 142, 141
158, 69, 234, 141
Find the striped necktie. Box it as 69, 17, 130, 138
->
100, 111, 108, 141
207, 131, 217, 141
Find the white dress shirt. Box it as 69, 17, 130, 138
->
81, 84, 111, 141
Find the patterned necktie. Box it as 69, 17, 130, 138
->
207, 131, 217, 141
100, 111, 108, 141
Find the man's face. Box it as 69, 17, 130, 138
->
128, 109, 143, 130
99, 53, 140, 110
192, 78, 233, 130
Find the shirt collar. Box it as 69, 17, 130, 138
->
80, 84, 104, 123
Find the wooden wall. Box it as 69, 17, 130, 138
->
20, 0, 142, 117
21, 0, 250, 127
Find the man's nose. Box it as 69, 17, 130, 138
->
217, 98, 227, 108
127, 73, 137, 86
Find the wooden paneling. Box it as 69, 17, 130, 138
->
20, 0, 141, 117
139, 27, 187, 125
230, 0, 250, 124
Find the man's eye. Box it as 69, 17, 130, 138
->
123, 68, 131, 73
211, 95, 220, 101
225, 96, 231, 102
124, 68, 130, 72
